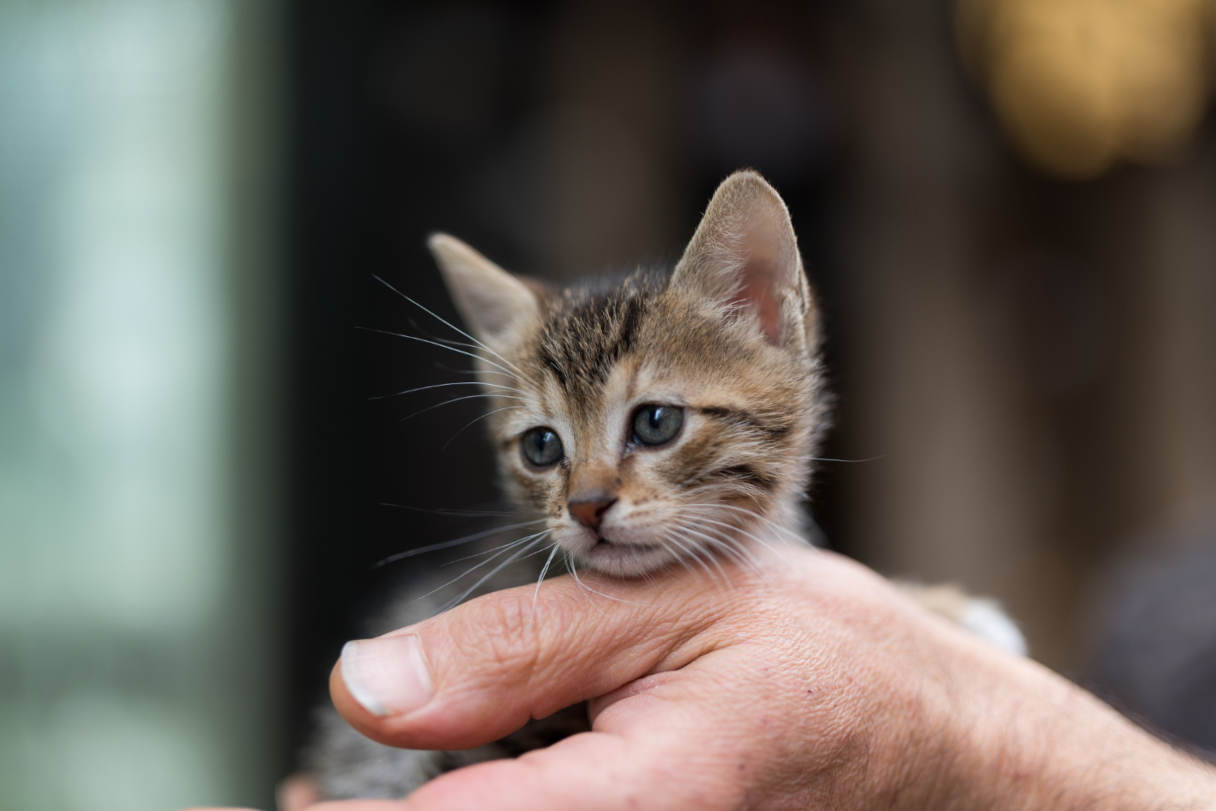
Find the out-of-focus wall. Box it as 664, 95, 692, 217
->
843, 2, 1216, 669
0, 2, 284, 809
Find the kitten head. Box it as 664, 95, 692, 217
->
429, 171, 828, 576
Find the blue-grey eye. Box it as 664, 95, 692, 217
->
521, 427, 563, 467
632, 404, 684, 446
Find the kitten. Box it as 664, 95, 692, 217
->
305, 170, 1025, 799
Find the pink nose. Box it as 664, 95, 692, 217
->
568, 495, 616, 530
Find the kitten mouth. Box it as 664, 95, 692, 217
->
586, 536, 666, 572
593, 535, 660, 552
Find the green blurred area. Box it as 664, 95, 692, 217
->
0, 1, 283, 808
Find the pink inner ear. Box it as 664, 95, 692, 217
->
730, 264, 784, 345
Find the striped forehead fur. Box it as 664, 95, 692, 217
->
535, 268, 664, 398
497, 264, 829, 516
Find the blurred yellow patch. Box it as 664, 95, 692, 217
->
958, 0, 1214, 177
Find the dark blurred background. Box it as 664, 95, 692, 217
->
3, 2, 1214, 808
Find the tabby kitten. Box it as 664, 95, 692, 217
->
306, 170, 1025, 799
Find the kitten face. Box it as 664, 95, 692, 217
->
431, 171, 828, 576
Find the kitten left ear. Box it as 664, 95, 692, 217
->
671, 170, 814, 349
428, 233, 543, 353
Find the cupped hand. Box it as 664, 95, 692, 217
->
315, 547, 1028, 810
196, 544, 1216, 811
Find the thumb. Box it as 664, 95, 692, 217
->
329, 571, 726, 750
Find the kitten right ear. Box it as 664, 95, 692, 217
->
671, 170, 813, 350
428, 233, 542, 353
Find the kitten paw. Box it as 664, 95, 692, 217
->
959, 597, 1027, 657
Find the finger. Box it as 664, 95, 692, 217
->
329, 567, 738, 751
278, 774, 320, 811
399, 728, 736, 811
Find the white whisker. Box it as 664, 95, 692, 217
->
430, 362, 522, 385
655, 528, 699, 579
401, 392, 527, 423
665, 524, 729, 583
680, 501, 806, 545
358, 326, 525, 383
371, 275, 541, 387
417, 529, 549, 602
677, 519, 759, 573
370, 380, 525, 401
376, 501, 517, 518
442, 528, 551, 566
678, 509, 794, 565
373, 518, 546, 567
686, 512, 778, 552
567, 557, 646, 606
438, 532, 551, 611
532, 544, 561, 609
442, 405, 523, 451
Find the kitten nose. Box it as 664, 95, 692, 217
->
568, 495, 617, 530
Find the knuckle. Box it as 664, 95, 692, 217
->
461, 590, 543, 681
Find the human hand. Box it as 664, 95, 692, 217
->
190, 545, 1215, 811
297, 545, 1216, 810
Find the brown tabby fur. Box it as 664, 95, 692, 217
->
431, 170, 829, 578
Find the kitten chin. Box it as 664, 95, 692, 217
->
306, 170, 1025, 800
567, 535, 676, 578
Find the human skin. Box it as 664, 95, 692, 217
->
195, 546, 1216, 810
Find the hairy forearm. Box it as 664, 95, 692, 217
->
958, 654, 1216, 810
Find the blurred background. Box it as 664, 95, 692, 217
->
2, 1, 1214, 808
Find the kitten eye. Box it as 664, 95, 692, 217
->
632, 404, 684, 446
521, 427, 563, 468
